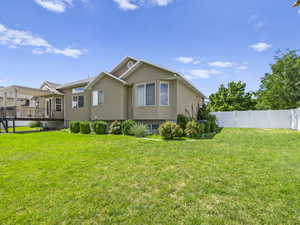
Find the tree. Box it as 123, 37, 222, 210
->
208, 81, 256, 112
256, 50, 300, 110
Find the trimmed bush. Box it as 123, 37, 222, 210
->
177, 114, 189, 130
185, 121, 204, 139
29, 121, 42, 128
207, 114, 217, 122
70, 121, 80, 133
121, 120, 136, 135
130, 123, 149, 137
203, 121, 210, 133
109, 121, 122, 135
92, 121, 107, 135
80, 121, 91, 134
159, 121, 184, 140
209, 120, 217, 132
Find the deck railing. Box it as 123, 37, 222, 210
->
0, 107, 16, 118
0, 106, 57, 119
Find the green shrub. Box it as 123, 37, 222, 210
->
177, 114, 189, 130
129, 123, 149, 137
203, 121, 210, 133
159, 121, 184, 140
80, 121, 91, 134
29, 121, 42, 128
185, 121, 204, 139
109, 121, 122, 135
207, 114, 217, 122
91, 121, 107, 134
197, 104, 210, 120
121, 120, 136, 135
209, 120, 217, 132
70, 121, 80, 133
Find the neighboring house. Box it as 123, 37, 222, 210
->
0, 86, 32, 108
2, 57, 206, 129
0, 85, 52, 118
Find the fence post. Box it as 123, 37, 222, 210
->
297, 108, 300, 131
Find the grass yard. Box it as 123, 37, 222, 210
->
0, 126, 40, 133
0, 129, 300, 224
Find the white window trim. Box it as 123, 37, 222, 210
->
92, 90, 104, 106
92, 91, 98, 107
72, 96, 78, 109
55, 97, 62, 112
135, 82, 156, 107
160, 81, 170, 106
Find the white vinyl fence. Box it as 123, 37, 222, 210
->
211, 109, 300, 131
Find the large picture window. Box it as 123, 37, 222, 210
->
72, 95, 84, 108
92, 90, 104, 106
160, 82, 169, 106
136, 83, 155, 106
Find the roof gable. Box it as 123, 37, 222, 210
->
110, 56, 138, 77
86, 72, 128, 90
119, 59, 207, 98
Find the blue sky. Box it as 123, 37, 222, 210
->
0, 0, 299, 96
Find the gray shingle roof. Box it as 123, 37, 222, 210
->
56, 76, 97, 89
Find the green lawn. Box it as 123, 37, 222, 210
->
0, 129, 300, 224
0, 126, 40, 133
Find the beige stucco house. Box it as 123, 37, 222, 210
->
1, 57, 206, 129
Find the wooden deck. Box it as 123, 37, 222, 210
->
0, 106, 64, 133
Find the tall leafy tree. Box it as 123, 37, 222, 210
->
256, 50, 300, 110
208, 81, 256, 112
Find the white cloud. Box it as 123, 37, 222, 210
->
237, 66, 248, 70
34, 0, 73, 13
176, 56, 200, 64
34, 0, 88, 13
186, 69, 222, 80
0, 24, 84, 58
113, 0, 174, 10
112, 0, 138, 10
249, 42, 272, 52
298, 9, 300, 14
151, 0, 174, 6
208, 61, 233, 68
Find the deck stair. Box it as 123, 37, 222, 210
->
0, 118, 9, 133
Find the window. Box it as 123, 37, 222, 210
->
22, 99, 30, 107
78, 96, 84, 108
72, 96, 84, 108
72, 96, 78, 108
92, 90, 104, 106
72, 87, 85, 94
136, 83, 155, 106
55, 98, 62, 112
160, 82, 169, 106
137, 85, 145, 106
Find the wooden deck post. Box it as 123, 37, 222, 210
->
13, 119, 15, 133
